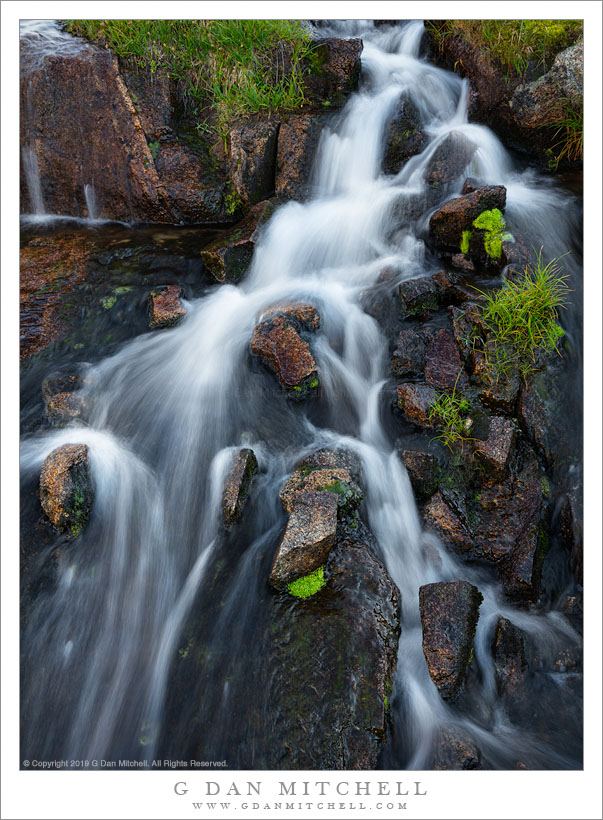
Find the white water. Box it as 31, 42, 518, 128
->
21, 20, 582, 768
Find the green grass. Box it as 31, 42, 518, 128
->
428, 20, 582, 77
287, 566, 326, 598
64, 20, 314, 138
547, 100, 583, 168
474, 252, 569, 380
428, 372, 473, 450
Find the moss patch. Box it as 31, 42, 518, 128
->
287, 566, 326, 598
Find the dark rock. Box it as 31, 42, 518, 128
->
269, 491, 338, 589
419, 580, 482, 701
423, 131, 477, 190
433, 726, 481, 769
121, 66, 173, 142
228, 118, 279, 206
492, 616, 527, 696
269, 527, 400, 768
259, 302, 321, 332
44, 392, 87, 428
276, 113, 325, 201
461, 178, 480, 195
424, 328, 468, 390
200, 200, 274, 283
295, 447, 362, 479
429, 185, 507, 252
391, 329, 426, 377
383, 95, 427, 174
423, 492, 473, 554
398, 275, 440, 319
148, 285, 186, 329
518, 372, 561, 466
251, 314, 319, 396
451, 253, 476, 273
304, 37, 363, 107
222, 448, 258, 529
280, 467, 361, 514
397, 383, 438, 428
502, 233, 532, 274
559, 484, 583, 586
475, 416, 516, 479
42, 369, 82, 402
401, 450, 441, 499
39, 443, 93, 537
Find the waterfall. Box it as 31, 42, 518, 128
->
22, 145, 45, 215
20, 20, 582, 770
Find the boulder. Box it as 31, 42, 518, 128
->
433, 726, 481, 769
222, 448, 258, 529
259, 302, 321, 332
269, 491, 339, 589
228, 118, 279, 206
400, 450, 441, 499
423, 492, 473, 553
275, 113, 325, 201
279, 466, 362, 517
383, 95, 427, 174
251, 314, 319, 396
517, 371, 564, 466
303, 37, 363, 107
423, 131, 477, 190
424, 328, 468, 390
397, 383, 438, 428
44, 392, 87, 428
148, 285, 186, 329
269, 527, 400, 768
39, 443, 93, 537
475, 416, 516, 479
429, 185, 507, 252
558, 482, 583, 586
391, 329, 426, 377
121, 66, 173, 142
398, 275, 440, 319
419, 580, 482, 701
492, 616, 527, 696
42, 369, 82, 401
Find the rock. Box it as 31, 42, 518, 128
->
433, 727, 481, 769
280, 467, 360, 513
39, 443, 93, 537
398, 275, 440, 319
269, 527, 400, 768
42, 369, 82, 402
222, 448, 258, 529
478, 371, 521, 415
251, 314, 319, 396
424, 328, 468, 390
121, 66, 173, 142
518, 373, 560, 466
44, 392, 86, 428
559, 483, 583, 586
419, 580, 482, 701
383, 95, 427, 174
303, 37, 363, 107
461, 178, 480, 194
423, 492, 473, 554
423, 131, 477, 190
492, 617, 527, 696
475, 417, 516, 479
259, 302, 321, 332
148, 285, 186, 329
200, 199, 275, 283
296, 447, 362, 478
275, 113, 325, 201
397, 383, 438, 428
400, 450, 441, 499
451, 253, 476, 273
391, 329, 426, 377
429, 185, 507, 252
228, 118, 279, 206
269, 491, 339, 589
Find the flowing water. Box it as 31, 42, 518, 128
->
20, 21, 582, 769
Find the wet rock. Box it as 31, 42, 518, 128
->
461, 178, 480, 195
518, 372, 561, 466
222, 448, 258, 529
269, 527, 400, 768
200, 200, 275, 283
259, 302, 321, 332
502, 233, 532, 274
400, 450, 441, 499
475, 416, 516, 479
424, 328, 469, 390
433, 726, 481, 769
44, 392, 87, 428
451, 253, 476, 273
429, 185, 507, 252
275, 113, 325, 201
251, 314, 319, 396
383, 95, 427, 174
228, 118, 279, 206
42, 369, 82, 402
492, 616, 527, 696
423, 492, 473, 553
304, 37, 363, 107
419, 580, 482, 701
121, 67, 173, 142
559, 484, 583, 586
396, 383, 437, 428
39, 443, 93, 537
478, 371, 521, 415
391, 329, 426, 377
269, 491, 339, 589
280, 467, 361, 514
148, 285, 186, 329
296, 447, 362, 479
398, 275, 440, 319
423, 131, 477, 190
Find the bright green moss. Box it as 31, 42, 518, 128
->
460, 229, 472, 254
287, 566, 326, 598
472, 208, 513, 260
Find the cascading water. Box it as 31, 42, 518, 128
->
20, 20, 582, 769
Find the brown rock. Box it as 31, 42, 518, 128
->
228, 118, 279, 206
518, 374, 559, 465
423, 492, 473, 553
222, 448, 258, 529
251, 315, 319, 395
391, 329, 426, 377
148, 285, 186, 329
44, 392, 86, 428
423, 131, 477, 189
276, 114, 325, 201
121, 67, 173, 142
492, 616, 527, 696
303, 37, 363, 107
419, 580, 483, 701
424, 328, 468, 390
269, 491, 339, 589
398, 275, 440, 319
433, 727, 481, 769
42, 370, 82, 402
259, 302, 321, 332
451, 253, 476, 273
401, 450, 441, 499
280, 467, 353, 513
475, 416, 516, 479
429, 185, 507, 252
397, 383, 437, 428
39, 443, 93, 537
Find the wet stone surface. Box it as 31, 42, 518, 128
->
39, 443, 93, 537
397, 383, 438, 428
148, 285, 186, 329
251, 314, 319, 396
222, 448, 258, 529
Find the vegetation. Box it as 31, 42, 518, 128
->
429, 372, 473, 450
474, 252, 569, 380
287, 566, 326, 598
427, 20, 582, 77
461, 208, 513, 260
547, 100, 583, 168
64, 20, 314, 138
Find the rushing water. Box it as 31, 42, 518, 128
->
20, 20, 582, 769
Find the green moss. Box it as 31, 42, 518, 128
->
460, 229, 472, 254
540, 475, 551, 497
472, 208, 512, 260
100, 295, 117, 310
287, 566, 326, 598
148, 140, 160, 159
114, 286, 133, 295
224, 186, 243, 217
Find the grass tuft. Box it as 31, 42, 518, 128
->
429, 372, 473, 450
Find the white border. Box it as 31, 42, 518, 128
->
2, 2, 601, 819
